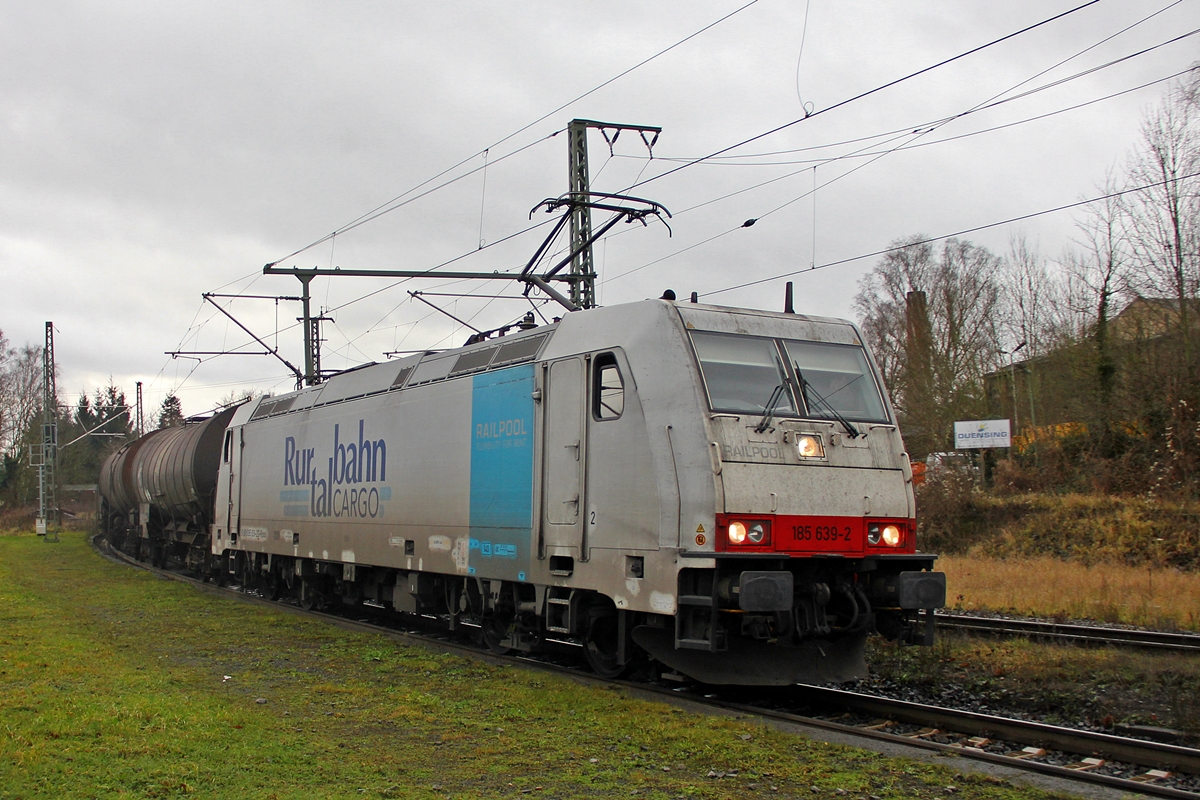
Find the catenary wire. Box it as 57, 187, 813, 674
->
643, 6, 1193, 167
162, 0, 1171, 398
602, 29, 1200, 280
184, 0, 1105, 380
633, 27, 1195, 169
266, 133, 560, 266
699, 169, 1200, 299
621, 65, 1193, 174
597, 0, 1174, 273
266, 0, 764, 266
620, 0, 1102, 193
625, 17, 1199, 213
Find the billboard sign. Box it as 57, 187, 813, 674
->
954, 419, 1011, 449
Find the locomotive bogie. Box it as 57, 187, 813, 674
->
100, 298, 946, 686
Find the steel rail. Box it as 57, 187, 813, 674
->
790, 684, 1200, 772
93, 536, 1200, 799
936, 612, 1200, 652
682, 690, 1200, 800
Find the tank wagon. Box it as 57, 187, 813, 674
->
100, 406, 238, 567
101, 298, 946, 685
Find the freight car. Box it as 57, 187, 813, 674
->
100, 298, 946, 686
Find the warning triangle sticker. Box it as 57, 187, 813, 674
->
696, 524, 706, 533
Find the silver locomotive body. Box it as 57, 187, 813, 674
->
104, 299, 945, 685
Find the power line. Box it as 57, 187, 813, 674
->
266, 0, 763, 266
264, 220, 558, 344
602, 32, 1200, 282
157, 0, 1171, 395
626, 64, 1192, 175
792, 67, 1194, 165
640, 17, 1196, 168
699, 169, 1200, 300
166, 211, 564, 395
597, 1, 1152, 279
184, 0, 1118, 382
622, 0, 1102, 193
266, 133, 560, 266
600, 63, 1189, 285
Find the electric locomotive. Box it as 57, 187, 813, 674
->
100, 297, 945, 685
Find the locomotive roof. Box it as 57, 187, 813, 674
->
242, 299, 866, 424
245, 319, 561, 423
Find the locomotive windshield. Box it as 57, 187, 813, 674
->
783, 339, 888, 423
690, 332, 796, 415
691, 330, 889, 423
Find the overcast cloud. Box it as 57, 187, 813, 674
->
2, 0, 1197, 416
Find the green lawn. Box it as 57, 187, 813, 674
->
0, 532, 1077, 799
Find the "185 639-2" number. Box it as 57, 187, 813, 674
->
791, 524, 851, 542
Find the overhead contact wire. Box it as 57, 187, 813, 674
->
621, 0, 1102, 193
267, 0, 764, 266
604, 24, 1199, 280
700, 169, 1200, 299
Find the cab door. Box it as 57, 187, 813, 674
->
540, 358, 586, 558
224, 426, 244, 540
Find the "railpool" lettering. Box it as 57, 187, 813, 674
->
475, 418, 527, 438
723, 443, 785, 461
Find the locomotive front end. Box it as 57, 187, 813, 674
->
632, 304, 945, 686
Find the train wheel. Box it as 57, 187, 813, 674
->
298, 578, 325, 611
583, 603, 626, 679
481, 611, 513, 654
263, 572, 283, 601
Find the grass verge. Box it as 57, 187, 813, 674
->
0, 531, 1079, 800
940, 554, 1200, 631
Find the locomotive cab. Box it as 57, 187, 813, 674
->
628, 302, 945, 685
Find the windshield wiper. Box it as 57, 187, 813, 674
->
795, 366, 860, 438
755, 384, 787, 433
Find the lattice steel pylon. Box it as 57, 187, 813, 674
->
567, 119, 661, 309
37, 321, 59, 541
136, 381, 144, 437
296, 275, 332, 386
567, 120, 595, 309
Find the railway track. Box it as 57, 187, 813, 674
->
95, 536, 1200, 799
935, 612, 1200, 652
687, 687, 1200, 799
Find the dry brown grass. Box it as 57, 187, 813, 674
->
917, 486, 1200, 570
941, 554, 1200, 631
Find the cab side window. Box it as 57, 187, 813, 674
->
593, 353, 624, 421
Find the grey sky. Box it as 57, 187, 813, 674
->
2, 0, 1196, 417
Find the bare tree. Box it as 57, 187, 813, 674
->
1072, 176, 1132, 424
1002, 235, 1072, 358
0, 329, 44, 460
855, 237, 936, 396
855, 236, 1004, 456
1070, 181, 1132, 455
1121, 75, 1200, 363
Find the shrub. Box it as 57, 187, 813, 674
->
917, 488, 1200, 571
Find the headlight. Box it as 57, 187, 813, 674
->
727, 520, 770, 546
867, 523, 903, 547
796, 434, 824, 459
882, 524, 902, 546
